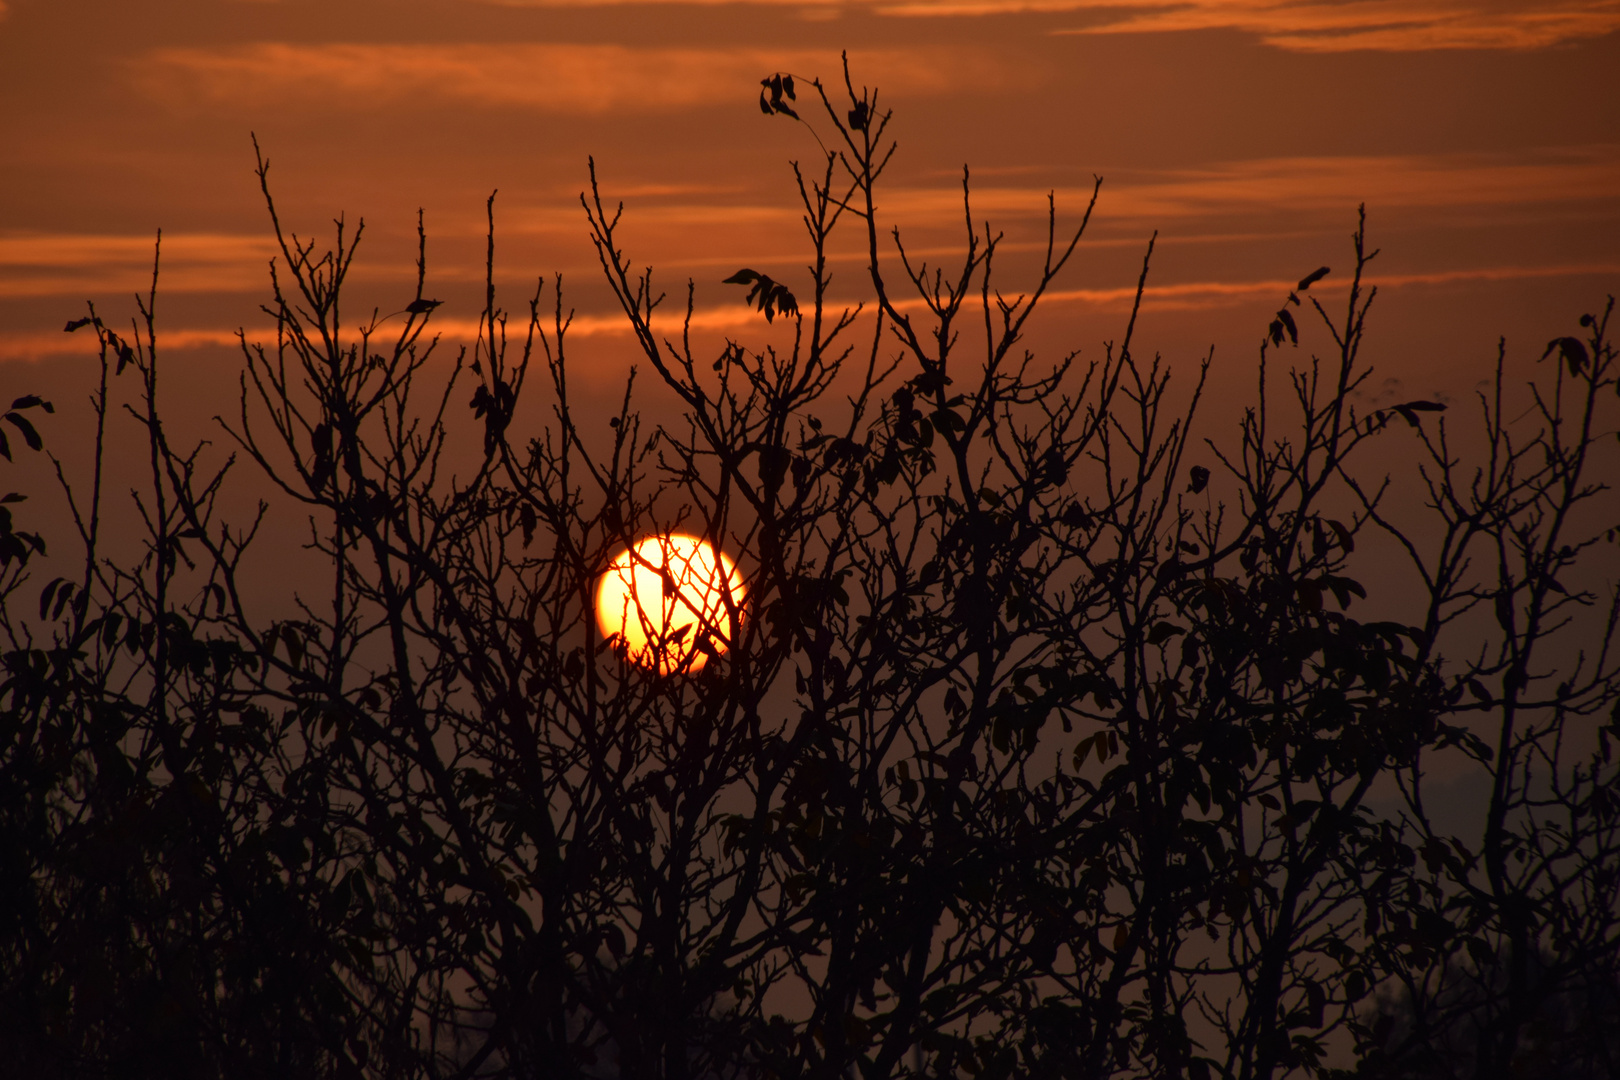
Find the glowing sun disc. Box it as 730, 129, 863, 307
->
596, 533, 745, 674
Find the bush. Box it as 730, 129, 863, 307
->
2, 63, 1618, 1080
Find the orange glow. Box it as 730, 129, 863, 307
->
596, 534, 745, 675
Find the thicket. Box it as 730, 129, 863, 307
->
2, 65, 1618, 1080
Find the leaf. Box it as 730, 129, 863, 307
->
9, 395, 52, 412
1060, 504, 1091, 529
1541, 336, 1589, 377
39, 577, 65, 621
931, 407, 964, 434
758, 76, 800, 120
1304, 978, 1326, 1028
64, 316, 95, 332
52, 582, 76, 621
603, 923, 626, 961
3, 413, 42, 451
1297, 266, 1330, 291
1146, 622, 1185, 647
1187, 465, 1210, 494
757, 444, 791, 495
1378, 399, 1445, 431
765, 281, 799, 321
723, 269, 798, 321
1277, 308, 1298, 345
1324, 576, 1366, 610
1041, 446, 1067, 485
283, 625, 305, 668
1327, 518, 1354, 552
848, 101, 869, 131
108, 333, 136, 374
1494, 590, 1514, 631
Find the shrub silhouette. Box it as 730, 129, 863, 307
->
2, 61, 1618, 1080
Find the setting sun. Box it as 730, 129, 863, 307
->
596, 533, 745, 675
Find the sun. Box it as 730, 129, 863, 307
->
596, 533, 745, 675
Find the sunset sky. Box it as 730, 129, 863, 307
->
2, 0, 1618, 420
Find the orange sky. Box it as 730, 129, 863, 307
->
2, 0, 1618, 412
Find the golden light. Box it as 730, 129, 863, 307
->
595, 533, 745, 675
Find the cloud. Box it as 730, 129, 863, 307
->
870, 148, 1620, 227
0, 232, 279, 299
7, 149, 1610, 307
475, 0, 1620, 51
137, 43, 1015, 114
1106, 148, 1620, 218
1047, 0, 1620, 52
1039, 261, 1620, 311
7, 260, 1612, 362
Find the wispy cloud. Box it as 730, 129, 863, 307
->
7, 262, 1612, 361
1039, 262, 1620, 312
137, 43, 1017, 114
0, 232, 279, 299
7, 149, 1611, 306
475, 0, 1620, 51
872, 148, 1620, 227
1046, 0, 1620, 52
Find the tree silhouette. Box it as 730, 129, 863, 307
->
2, 59, 1617, 1080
